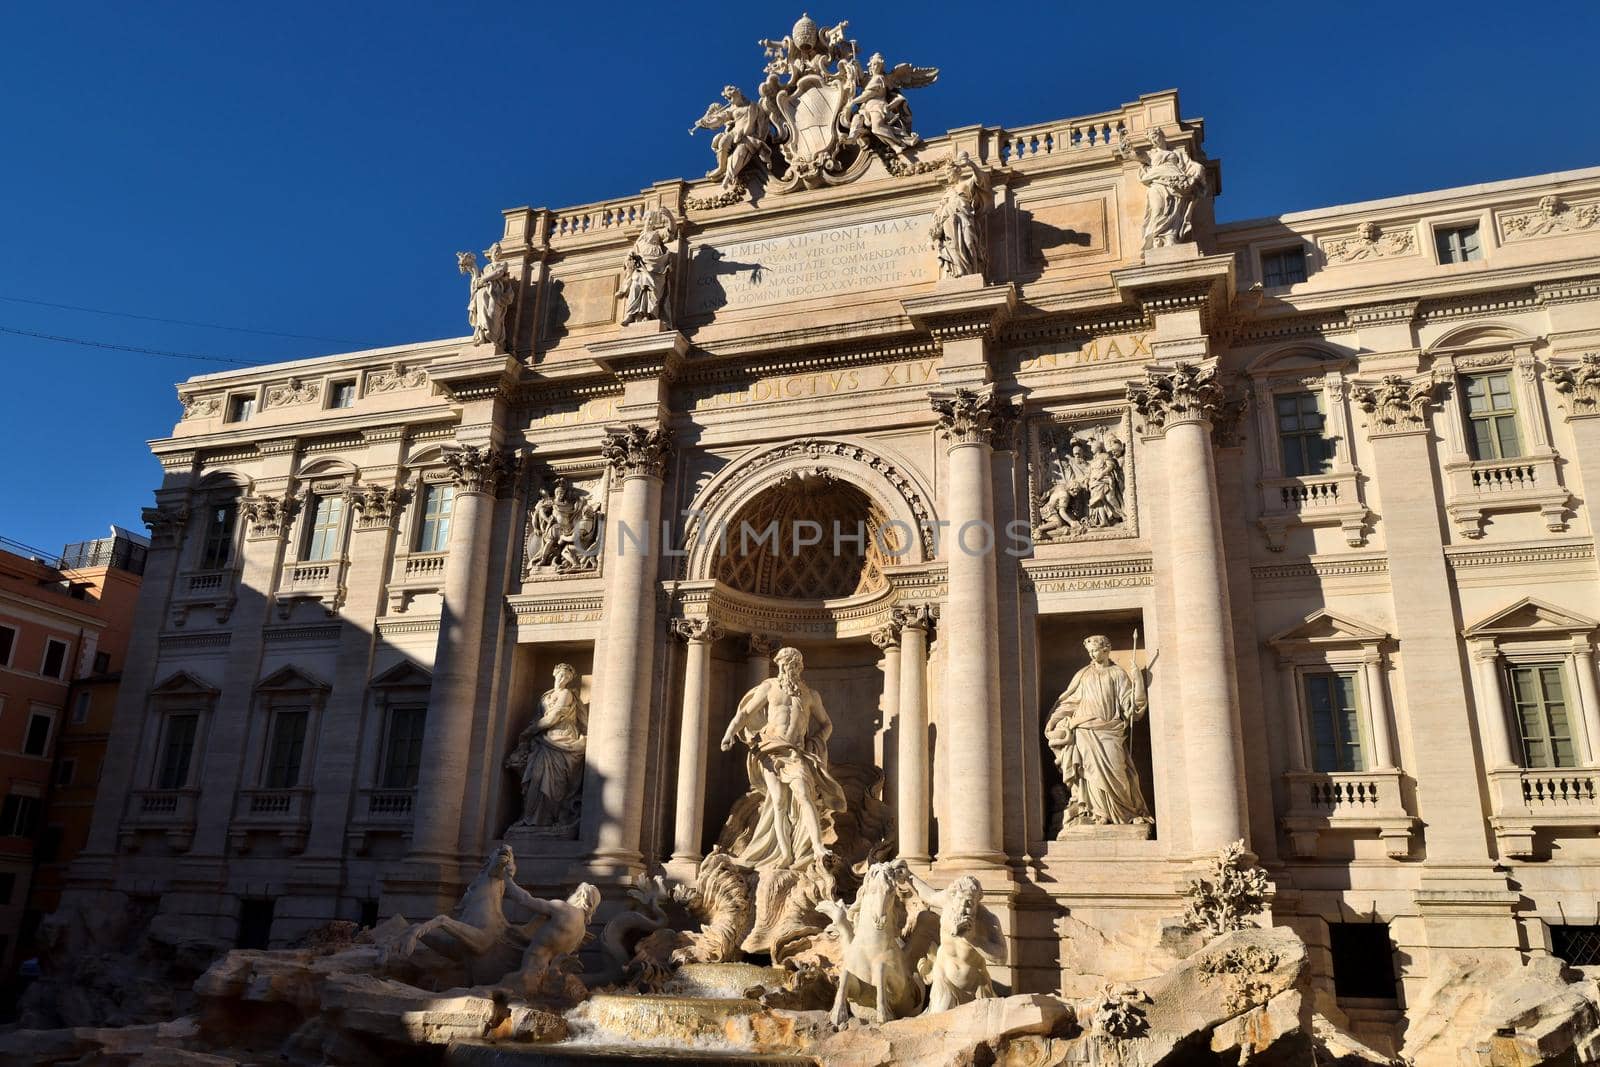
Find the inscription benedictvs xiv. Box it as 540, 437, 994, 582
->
689, 214, 935, 316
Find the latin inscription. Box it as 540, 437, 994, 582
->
689, 214, 935, 315
527, 396, 619, 431
1015, 333, 1152, 372
688, 358, 938, 412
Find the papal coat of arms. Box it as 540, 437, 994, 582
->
691, 13, 939, 196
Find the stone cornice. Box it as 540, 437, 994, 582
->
1110, 252, 1234, 312
901, 282, 1018, 341
428, 352, 521, 403
587, 328, 689, 384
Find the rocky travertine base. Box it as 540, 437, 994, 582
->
10, 923, 1600, 1065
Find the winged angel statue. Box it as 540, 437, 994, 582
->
691, 13, 938, 194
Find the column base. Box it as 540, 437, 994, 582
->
664, 854, 702, 885
933, 849, 1010, 873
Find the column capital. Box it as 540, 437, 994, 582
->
1550, 353, 1600, 420
240, 493, 299, 540
351, 483, 412, 529
870, 622, 901, 650
141, 504, 191, 550
893, 602, 940, 635
1350, 373, 1445, 436
1470, 640, 1503, 663
601, 424, 674, 479
670, 617, 723, 644
1126, 361, 1233, 433
930, 386, 1019, 449
443, 443, 517, 495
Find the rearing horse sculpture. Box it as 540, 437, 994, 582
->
820, 859, 936, 1025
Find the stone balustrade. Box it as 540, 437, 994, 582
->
1281, 768, 1417, 859
1489, 767, 1600, 860
1256, 470, 1369, 550
1443, 452, 1568, 538
345, 787, 417, 856
120, 788, 200, 852
231, 787, 314, 854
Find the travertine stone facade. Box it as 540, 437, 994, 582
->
66, 68, 1600, 1052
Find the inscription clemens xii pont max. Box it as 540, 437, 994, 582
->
690, 214, 935, 315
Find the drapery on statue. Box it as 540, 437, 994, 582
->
691, 85, 773, 191
1117, 127, 1207, 249
1045, 633, 1154, 829
930, 150, 988, 279
505, 664, 587, 829
457, 245, 515, 350
719, 646, 847, 870
617, 209, 677, 326
845, 52, 936, 161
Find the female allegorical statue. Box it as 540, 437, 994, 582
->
1044, 634, 1153, 828
929, 150, 988, 280
1118, 127, 1207, 250
506, 663, 587, 829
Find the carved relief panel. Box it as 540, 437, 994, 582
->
1026, 406, 1137, 545
522, 470, 607, 580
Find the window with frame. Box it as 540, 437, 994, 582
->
330, 381, 357, 409
157, 713, 200, 789
1330, 923, 1398, 1000
1261, 246, 1308, 287
1551, 924, 1600, 967
0, 624, 14, 666
263, 709, 309, 789
227, 395, 257, 422
381, 704, 427, 789
1276, 391, 1333, 476
1461, 372, 1522, 461
1509, 663, 1575, 769
1306, 671, 1364, 772
0, 794, 39, 837
416, 483, 455, 553
40, 638, 68, 679
23, 711, 53, 757
198, 499, 239, 569
1435, 223, 1482, 264
72, 691, 91, 724
302, 494, 346, 561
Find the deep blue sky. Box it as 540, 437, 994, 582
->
4, 1, 1598, 557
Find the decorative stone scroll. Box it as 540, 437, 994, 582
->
179, 395, 221, 421
1550, 352, 1600, 416
1322, 221, 1417, 264
457, 245, 516, 352
265, 378, 320, 409
241, 494, 299, 540
444, 444, 515, 495
141, 505, 190, 549
1501, 195, 1600, 242
524, 478, 604, 576
1126, 362, 1225, 431
671, 618, 724, 644
1029, 417, 1131, 543
368, 362, 429, 393
1350, 373, 1443, 435
892, 601, 938, 636
690, 13, 940, 196
930, 387, 1019, 448
600, 424, 674, 479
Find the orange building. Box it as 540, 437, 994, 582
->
0, 529, 144, 983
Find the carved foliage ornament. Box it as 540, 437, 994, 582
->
930, 387, 1019, 448
443, 444, 516, 495
1351, 373, 1443, 434
351, 484, 410, 528
670, 617, 724, 643
241, 494, 300, 539
1550, 352, 1600, 415
601, 424, 674, 479
1182, 839, 1269, 938
264, 377, 320, 409
1322, 221, 1417, 264
690, 13, 940, 196
368, 362, 429, 393
1126, 362, 1227, 431
891, 601, 939, 635
1501, 195, 1600, 242
180, 395, 221, 421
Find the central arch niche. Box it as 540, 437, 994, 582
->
713, 471, 896, 600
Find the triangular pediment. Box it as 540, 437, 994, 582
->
150, 670, 219, 696
1464, 597, 1598, 638
256, 664, 331, 693
369, 659, 432, 689
1268, 608, 1389, 648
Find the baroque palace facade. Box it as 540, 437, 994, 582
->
63, 20, 1600, 1051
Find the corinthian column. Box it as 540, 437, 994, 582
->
871, 623, 902, 817
893, 604, 937, 863
931, 388, 1014, 868
410, 443, 513, 862
668, 617, 721, 875
580, 424, 672, 874
1128, 363, 1247, 853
